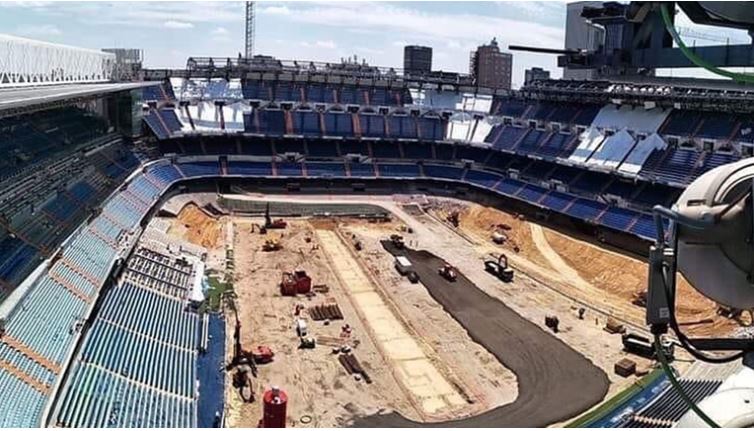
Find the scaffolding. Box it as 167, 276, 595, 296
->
0, 34, 115, 87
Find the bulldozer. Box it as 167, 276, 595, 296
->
438, 263, 458, 281
262, 236, 282, 252
484, 253, 514, 282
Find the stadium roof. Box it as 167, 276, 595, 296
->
0, 82, 156, 118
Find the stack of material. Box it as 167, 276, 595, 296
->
338, 353, 372, 384
615, 358, 637, 377
309, 303, 344, 321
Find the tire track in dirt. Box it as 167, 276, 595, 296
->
351, 241, 609, 427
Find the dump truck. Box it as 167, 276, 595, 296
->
394, 256, 413, 275
484, 253, 514, 282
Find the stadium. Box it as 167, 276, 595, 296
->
2, 1, 754, 428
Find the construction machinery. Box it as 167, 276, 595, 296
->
438, 263, 458, 281
280, 270, 312, 296
264, 202, 287, 230
389, 234, 405, 249
484, 253, 514, 282
252, 345, 274, 364
227, 304, 264, 403
262, 237, 282, 252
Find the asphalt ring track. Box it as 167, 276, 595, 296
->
350, 241, 609, 427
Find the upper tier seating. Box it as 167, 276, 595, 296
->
661, 110, 703, 136
639, 146, 701, 185
618, 133, 667, 175
323, 112, 353, 137
239, 81, 409, 106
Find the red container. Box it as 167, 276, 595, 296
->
262, 386, 287, 428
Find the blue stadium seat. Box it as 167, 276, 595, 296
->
360, 114, 386, 138
378, 163, 420, 177
423, 164, 465, 181
178, 161, 220, 177
323, 112, 353, 137
466, 170, 502, 189
277, 162, 303, 177
228, 161, 273, 176
599, 207, 638, 231
307, 162, 347, 177
516, 184, 548, 204
257, 109, 286, 136
294, 111, 321, 137
541, 191, 574, 211
492, 126, 527, 151
348, 163, 376, 177
564, 198, 606, 221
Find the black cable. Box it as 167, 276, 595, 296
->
661, 262, 745, 364
655, 334, 721, 428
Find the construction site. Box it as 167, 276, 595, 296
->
154, 191, 743, 428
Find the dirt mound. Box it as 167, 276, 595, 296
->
457, 205, 549, 268
543, 228, 733, 337
174, 203, 222, 248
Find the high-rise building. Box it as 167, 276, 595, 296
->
469, 38, 512, 90
564, 1, 605, 80
403, 45, 432, 76
524, 67, 551, 85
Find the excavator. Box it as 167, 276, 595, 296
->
226, 304, 274, 403
263, 202, 287, 230
484, 253, 514, 282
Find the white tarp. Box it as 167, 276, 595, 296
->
587, 128, 636, 170
410, 89, 492, 114
618, 132, 668, 175
567, 127, 604, 164
590, 104, 670, 134
170, 77, 244, 101
447, 112, 473, 142
470, 118, 494, 144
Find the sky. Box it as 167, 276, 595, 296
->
0, 1, 751, 88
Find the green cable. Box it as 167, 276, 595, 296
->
654, 335, 720, 427
660, 3, 754, 84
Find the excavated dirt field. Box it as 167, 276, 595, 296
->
162, 193, 722, 427
225, 218, 445, 427
429, 200, 737, 337
542, 228, 730, 336
170, 203, 223, 249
